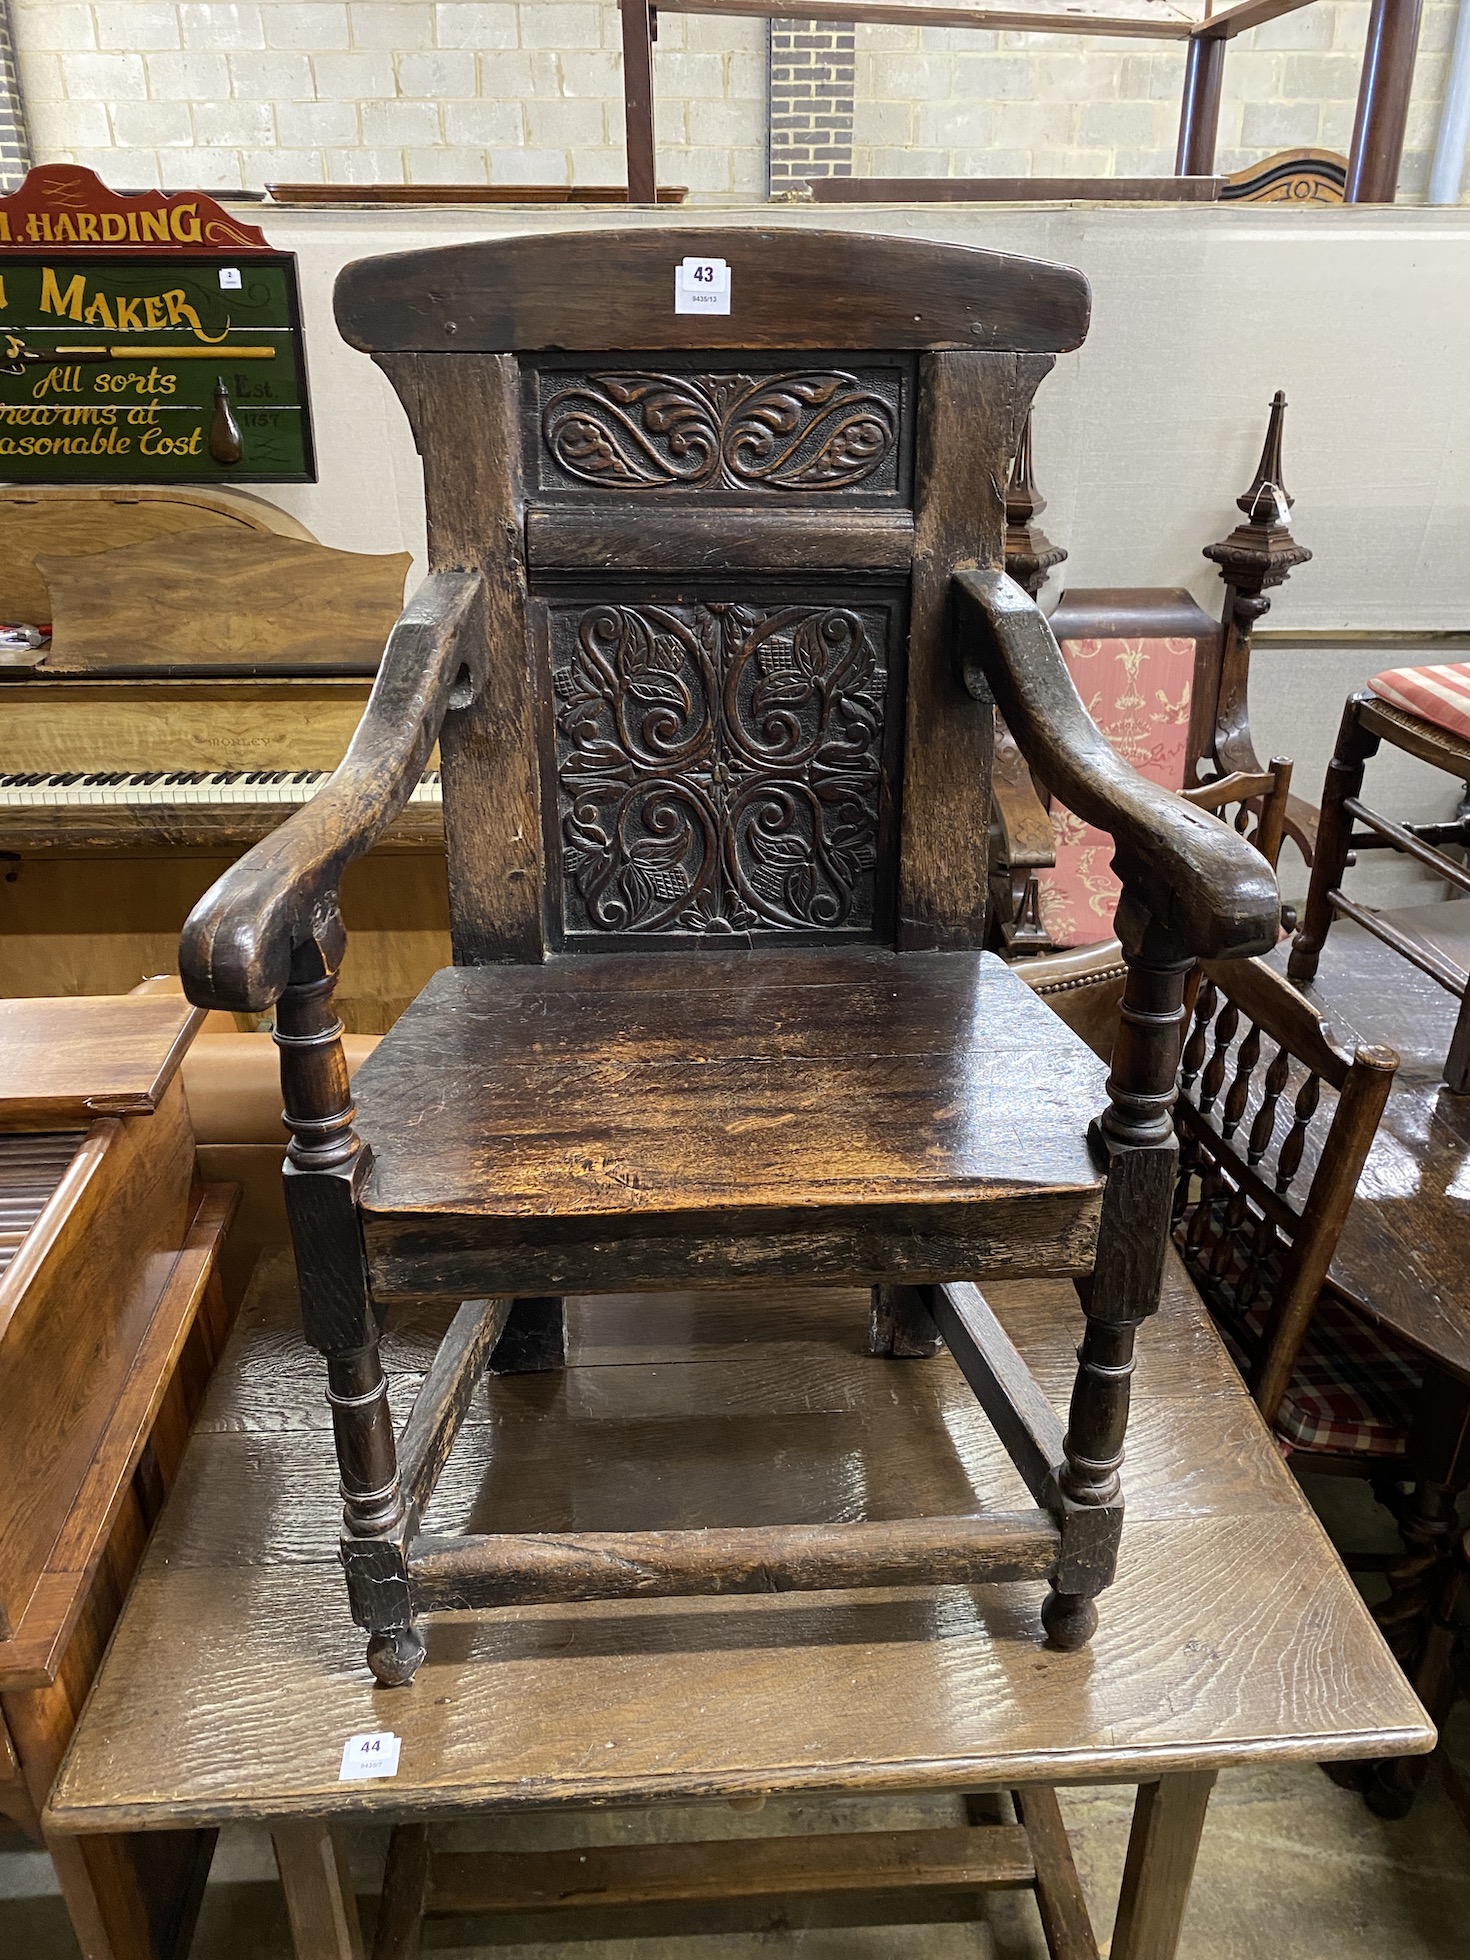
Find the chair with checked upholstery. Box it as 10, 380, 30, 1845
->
1291, 662, 1470, 1091
179, 228, 1279, 1685
1174, 955, 1407, 1451
1172, 952, 1470, 1815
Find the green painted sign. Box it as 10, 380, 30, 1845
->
0, 253, 315, 483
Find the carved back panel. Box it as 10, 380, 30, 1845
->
337, 230, 1090, 963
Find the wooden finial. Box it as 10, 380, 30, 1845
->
1197, 391, 1313, 789
1203, 390, 1311, 606
1004, 408, 1067, 601
1235, 388, 1291, 525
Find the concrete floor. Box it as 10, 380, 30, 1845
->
4, 1474, 1466, 1960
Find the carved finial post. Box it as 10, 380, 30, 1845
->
1196, 392, 1312, 785
1004, 409, 1067, 601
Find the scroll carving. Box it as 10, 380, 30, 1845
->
539, 369, 901, 494
552, 599, 892, 936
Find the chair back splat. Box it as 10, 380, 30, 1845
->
180, 230, 1282, 1688
329, 231, 1087, 965
1174, 956, 1398, 1425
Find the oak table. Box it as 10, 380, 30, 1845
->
45, 1245, 1430, 1960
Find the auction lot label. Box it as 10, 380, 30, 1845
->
0, 252, 315, 483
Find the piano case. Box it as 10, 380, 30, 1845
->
0, 992, 236, 1884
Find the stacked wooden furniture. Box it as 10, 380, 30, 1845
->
178, 227, 1278, 1686
1277, 908, 1470, 1815
0, 484, 443, 1031
0, 992, 236, 1949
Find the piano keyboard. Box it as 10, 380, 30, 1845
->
0, 1132, 84, 1278
0, 769, 444, 808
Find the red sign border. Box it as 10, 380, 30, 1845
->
0, 165, 272, 256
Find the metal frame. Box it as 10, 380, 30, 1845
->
619, 0, 1424, 206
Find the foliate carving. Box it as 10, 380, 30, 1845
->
539, 368, 901, 494
552, 599, 892, 936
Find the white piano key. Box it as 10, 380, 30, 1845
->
0, 772, 443, 808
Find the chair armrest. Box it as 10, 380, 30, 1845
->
180, 571, 485, 1015
954, 570, 1279, 960
992, 727, 1055, 873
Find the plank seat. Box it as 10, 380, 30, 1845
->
354, 949, 1108, 1296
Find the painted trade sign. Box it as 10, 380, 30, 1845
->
0, 166, 315, 484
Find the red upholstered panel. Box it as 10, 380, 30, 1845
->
1369, 662, 1470, 743
1037, 636, 1196, 950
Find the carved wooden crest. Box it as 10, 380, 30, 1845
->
537, 367, 903, 495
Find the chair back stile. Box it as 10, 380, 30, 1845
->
334, 231, 1090, 967
1174, 957, 1397, 1423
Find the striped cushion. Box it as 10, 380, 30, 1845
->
1368, 662, 1470, 742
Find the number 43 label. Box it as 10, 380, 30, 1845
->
675, 256, 731, 316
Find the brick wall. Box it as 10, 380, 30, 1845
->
768, 18, 854, 190
0, 1, 31, 189
8, 0, 1467, 200
11, 2, 766, 194
850, 4, 1462, 192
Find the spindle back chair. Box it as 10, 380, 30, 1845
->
1174, 956, 1400, 1432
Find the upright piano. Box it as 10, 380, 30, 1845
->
0, 486, 448, 1033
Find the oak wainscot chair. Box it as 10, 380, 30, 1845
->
180, 231, 1278, 1686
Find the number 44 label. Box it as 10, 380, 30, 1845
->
338, 1731, 401, 1781
675, 256, 731, 316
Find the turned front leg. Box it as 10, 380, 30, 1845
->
276, 930, 421, 1687
1045, 914, 1189, 1650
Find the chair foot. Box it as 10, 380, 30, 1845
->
1362, 1756, 1428, 1820
1041, 1588, 1098, 1651
367, 1623, 426, 1687
1286, 935, 1320, 985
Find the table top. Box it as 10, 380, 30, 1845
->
1275, 906, 1470, 1381
46, 1246, 1429, 1835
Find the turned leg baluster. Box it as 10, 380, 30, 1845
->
275, 923, 423, 1687
1044, 906, 1191, 1650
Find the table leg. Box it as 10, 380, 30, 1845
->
272, 1820, 366, 1960
1110, 1770, 1216, 1960
47, 1830, 217, 1960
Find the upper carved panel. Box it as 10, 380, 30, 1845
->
533, 365, 906, 498
550, 596, 898, 941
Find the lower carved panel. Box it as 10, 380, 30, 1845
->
548, 594, 900, 941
